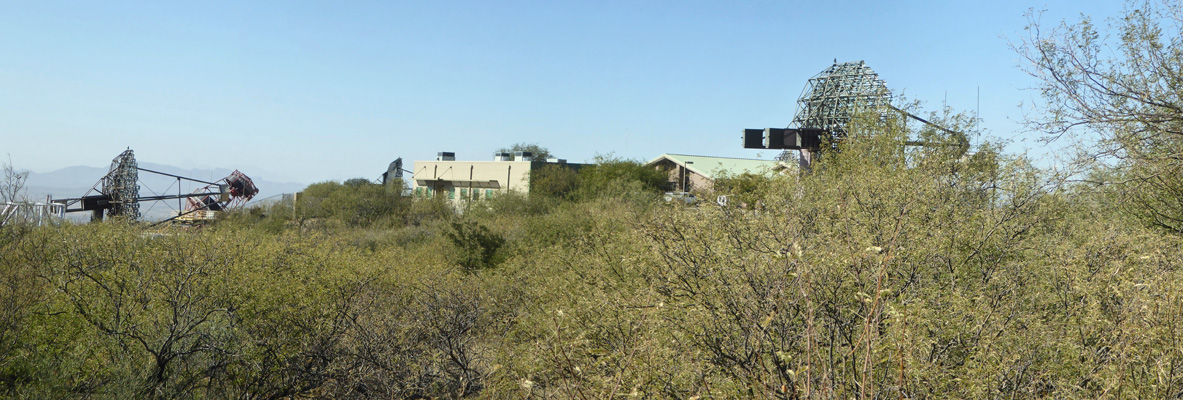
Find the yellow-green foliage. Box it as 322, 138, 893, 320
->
297, 179, 411, 228
3, 120, 1183, 399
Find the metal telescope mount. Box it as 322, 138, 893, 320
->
742, 60, 966, 170
51, 149, 259, 223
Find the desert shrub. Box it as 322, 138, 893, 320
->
296, 179, 408, 228
1016, 0, 1183, 233
712, 171, 778, 207
575, 155, 667, 202
530, 164, 581, 200
0, 225, 55, 396
445, 218, 506, 273
0, 220, 522, 399
490, 113, 1159, 398
215, 200, 291, 233
406, 196, 454, 226
6, 104, 1183, 400
468, 191, 555, 218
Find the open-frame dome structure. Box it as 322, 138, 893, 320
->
790, 61, 892, 135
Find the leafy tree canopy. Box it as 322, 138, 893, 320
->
1015, 0, 1183, 232
497, 143, 552, 161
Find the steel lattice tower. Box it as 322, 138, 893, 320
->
102, 149, 140, 219
744, 60, 966, 170
790, 61, 892, 136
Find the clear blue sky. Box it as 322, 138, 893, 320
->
1, 1, 1124, 183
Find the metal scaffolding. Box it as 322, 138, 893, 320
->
51, 148, 262, 223
1, 201, 64, 227
182, 170, 258, 212
790, 61, 892, 136
744, 60, 967, 170
102, 149, 140, 220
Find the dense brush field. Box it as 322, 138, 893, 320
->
4, 115, 1183, 399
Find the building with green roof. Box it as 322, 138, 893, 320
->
644, 154, 792, 193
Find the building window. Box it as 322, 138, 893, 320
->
415, 187, 422, 196
460, 188, 468, 198
486, 189, 493, 199
448, 188, 455, 199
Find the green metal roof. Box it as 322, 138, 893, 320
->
644, 154, 784, 180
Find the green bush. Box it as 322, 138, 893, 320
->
575, 155, 667, 202
295, 179, 409, 228
529, 164, 580, 200
445, 218, 506, 273
6, 99, 1183, 399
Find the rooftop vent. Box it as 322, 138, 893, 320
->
494, 152, 512, 161
513, 151, 533, 162
437, 152, 455, 161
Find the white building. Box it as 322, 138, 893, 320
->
411, 152, 576, 202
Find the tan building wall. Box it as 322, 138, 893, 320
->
650, 159, 715, 193
411, 160, 533, 202
687, 172, 713, 192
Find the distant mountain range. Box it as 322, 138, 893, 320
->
23, 162, 308, 221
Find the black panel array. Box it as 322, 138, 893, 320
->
741, 128, 826, 150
